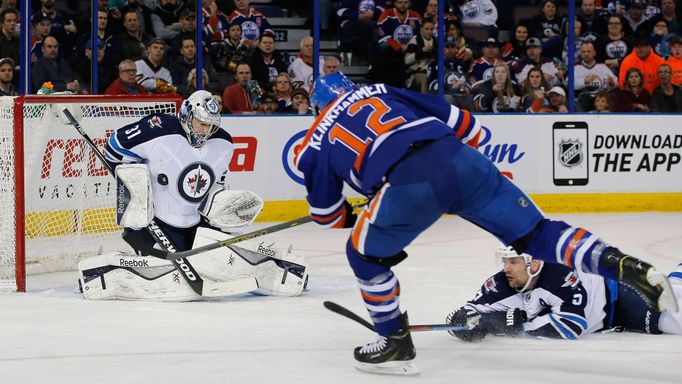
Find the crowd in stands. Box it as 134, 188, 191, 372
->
2, 0, 682, 113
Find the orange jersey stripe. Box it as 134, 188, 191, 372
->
351, 189, 384, 251
361, 285, 401, 303
564, 229, 587, 268
455, 110, 471, 139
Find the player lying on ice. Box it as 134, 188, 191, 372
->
445, 246, 682, 342
76, 90, 308, 301
294, 72, 678, 375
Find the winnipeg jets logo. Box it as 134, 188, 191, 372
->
205, 98, 219, 114
483, 277, 498, 293
562, 271, 580, 288
177, 162, 215, 203
558, 139, 584, 168
149, 115, 163, 129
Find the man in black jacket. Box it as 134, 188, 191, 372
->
247, 32, 287, 90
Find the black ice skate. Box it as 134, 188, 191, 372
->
602, 248, 679, 313
354, 312, 418, 375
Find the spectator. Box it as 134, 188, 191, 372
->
590, 90, 611, 112
502, 22, 529, 63
529, 0, 564, 59
612, 67, 651, 111
445, 20, 473, 62
372, 0, 422, 86
30, 35, 80, 93
222, 62, 256, 114
168, 9, 198, 61
323, 56, 342, 75
596, 14, 633, 73
574, 40, 619, 111
623, 0, 653, 37
562, 18, 585, 66
284, 87, 313, 114
648, 0, 679, 35
422, 0, 438, 24
272, 72, 292, 112
520, 67, 549, 112
649, 63, 682, 111
468, 37, 503, 89
0, 57, 16, 95
80, 7, 120, 93
117, 9, 152, 61
288, 36, 324, 92
151, 0, 184, 42
650, 19, 673, 57
30, 13, 51, 63
249, 32, 287, 90
529, 86, 569, 113
619, 33, 664, 93
178, 67, 210, 99
428, 35, 473, 110
37, 0, 77, 61
405, 19, 436, 93
577, 0, 607, 41
668, 35, 682, 85
104, 59, 148, 95
0, 0, 15, 12
515, 37, 563, 86
170, 37, 200, 87
459, 0, 498, 39
202, 0, 230, 45
135, 38, 174, 93
0, 8, 18, 75
474, 62, 520, 112
258, 92, 278, 114
228, 0, 274, 44
338, 0, 385, 64
118, 0, 155, 37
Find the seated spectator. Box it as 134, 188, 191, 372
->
372, 0, 422, 86
520, 67, 549, 112
168, 9, 198, 61
104, 59, 148, 95
405, 19, 436, 93
528, 86, 569, 113
0, 57, 16, 95
117, 0, 155, 37
515, 37, 563, 87
135, 38, 175, 93
528, 0, 563, 58
248, 32, 287, 90
668, 35, 682, 85
37, 0, 78, 64
459, 0, 498, 39
169, 37, 219, 92
338, 0, 385, 63
577, 0, 608, 40
623, 0, 653, 37
30, 13, 51, 63
228, 0, 273, 44
502, 22, 529, 63
445, 20, 473, 62
590, 90, 611, 112
222, 62, 256, 114
323, 56, 342, 75
151, 0, 184, 42
202, 0, 230, 46
649, 63, 682, 111
117, 9, 152, 61
30, 35, 81, 93
258, 92, 278, 114
283, 88, 313, 114
0, 8, 18, 80
422, 0, 438, 24
648, 0, 679, 35
473, 62, 520, 112
468, 37, 503, 89
612, 67, 651, 111
429, 36, 473, 110
272, 72, 292, 112
574, 40, 619, 111
288, 36, 324, 92
563, 18, 585, 66
80, 7, 120, 93
178, 67, 209, 99
619, 33, 664, 93
650, 19, 674, 57
596, 14, 633, 74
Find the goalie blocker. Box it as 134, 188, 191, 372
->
78, 227, 309, 301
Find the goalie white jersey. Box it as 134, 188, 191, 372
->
104, 113, 234, 228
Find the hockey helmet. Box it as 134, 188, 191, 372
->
179, 90, 222, 148
496, 245, 542, 292
310, 72, 356, 113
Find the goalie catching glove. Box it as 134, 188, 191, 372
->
199, 187, 263, 230
446, 306, 526, 342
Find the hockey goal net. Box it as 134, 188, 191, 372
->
0, 95, 182, 292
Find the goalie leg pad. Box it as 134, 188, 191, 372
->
115, 164, 154, 229
78, 252, 200, 301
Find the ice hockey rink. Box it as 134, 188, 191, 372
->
2, 213, 681, 384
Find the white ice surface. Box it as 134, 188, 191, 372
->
2, 213, 681, 384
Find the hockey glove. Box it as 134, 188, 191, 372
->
479, 308, 526, 337
445, 307, 487, 342
340, 200, 358, 228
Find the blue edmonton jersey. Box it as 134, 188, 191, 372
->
104, 113, 233, 228
294, 84, 481, 227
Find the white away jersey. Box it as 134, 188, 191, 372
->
104, 113, 234, 228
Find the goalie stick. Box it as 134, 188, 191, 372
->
62, 108, 258, 297
323, 301, 470, 332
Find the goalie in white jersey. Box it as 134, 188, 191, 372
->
446, 246, 682, 341
77, 90, 308, 301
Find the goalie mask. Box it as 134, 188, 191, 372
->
496, 245, 543, 293
179, 90, 222, 148
310, 72, 355, 113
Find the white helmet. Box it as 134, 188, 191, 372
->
179, 90, 222, 147
496, 245, 543, 292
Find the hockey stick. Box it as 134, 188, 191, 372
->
323, 301, 470, 332
62, 108, 257, 297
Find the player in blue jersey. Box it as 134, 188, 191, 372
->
294, 72, 678, 375
446, 246, 682, 341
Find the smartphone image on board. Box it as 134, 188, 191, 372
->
552, 121, 589, 186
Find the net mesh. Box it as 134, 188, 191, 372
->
0, 96, 179, 291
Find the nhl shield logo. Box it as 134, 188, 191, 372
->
558, 139, 583, 168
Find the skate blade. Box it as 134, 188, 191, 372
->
647, 270, 679, 313
355, 360, 420, 376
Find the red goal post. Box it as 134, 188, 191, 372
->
0, 94, 182, 292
